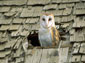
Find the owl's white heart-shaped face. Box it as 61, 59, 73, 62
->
40, 14, 55, 29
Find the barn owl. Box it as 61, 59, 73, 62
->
39, 14, 60, 47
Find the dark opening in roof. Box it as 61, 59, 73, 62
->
27, 31, 40, 47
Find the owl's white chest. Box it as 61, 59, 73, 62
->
39, 29, 52, 47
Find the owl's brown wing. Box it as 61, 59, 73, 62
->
51, 27, 60, 46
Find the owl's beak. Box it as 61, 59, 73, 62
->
46, 21, 48, 27
46, 24, 48, 27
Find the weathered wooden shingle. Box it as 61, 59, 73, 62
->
0, 25, 10, 31
28, 18, 39, 24
51, 0, 62, 3
0, 18, 12, 25
0, 0, 27, 5
72, 43, 80, 54
14, 38, 22, 49
81, 55, 85, 62
0, 50, 11, 58
79, 43, 85, 54
0, 37, 7, 44
43, 4, 57, 10
0, 7, 10, 13
20, 8, 34, 17
59, 48, 69, 63
73, 3, 85, 15
58, 4, 67, 9
71, 55, 81, 62
73, 17, 85, 28
9, 25, 20, 31
63, 8, 72, 15
5, 40, 17, 49
68, 0, 80, 3
27, 0, 50, 5
13, 18, 26, 24
55, 16, 61, 23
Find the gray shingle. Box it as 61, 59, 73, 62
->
73, 31, 84, 42
79, 43, 85, 54
0, 43, 5, 51
61, 23, 70, 28
9, 25, 20, 31
43, 4, 57, 10
0, 37, 7, 44
11, 31, 20, 37
62, 0, 69, 3
32, 7, 43, 17
28, 18, 39, 24
0, 59, 7, 63
51, 0, 62, 3
55, 16, 61, 23
31, 24, 40, 30
70, 35, 75, 42
5, 40, 17, 49
59, 48, 69, 63
56, 10, 63, 16
0, 0, 27, 5
63, 8, 72, 15
14, 47, 22, 57
16, 57, 24, 63
73, 8, 85, 15
73, 17, 85, 28
0, 7, 10, 13
13, 18, 26, 24
20, 8, 34, 17
0, 25, 10, 31
71, 55, 81, 62
46, 10, 57, 16
19, 30, 29, 36
0, 18, 12, 25
4, 12, 17, 17
61, 16, 68, 22
73, 3, 85, 15
68, 0, 80, 3
27, 0, 50, 5
14, 38, 22, 49
72, 43, 80, 54
66, 3, 74, 7
46, 10, 63, 16
69, 29, 75, 35
0, 50, 11, 58
81, 55, 85, 62
58, 4, 67, 9
23, 24, 32, 30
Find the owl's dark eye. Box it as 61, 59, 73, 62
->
49, 18, 52, 21
42, 18, 45, 21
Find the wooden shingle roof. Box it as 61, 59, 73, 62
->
0, 0, 85, 63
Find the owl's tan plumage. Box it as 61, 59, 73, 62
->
39, 13, 60, 47
51, 27, 60, 46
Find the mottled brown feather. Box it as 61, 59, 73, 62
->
51, 27, 60, 46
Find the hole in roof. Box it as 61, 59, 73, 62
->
75, 28, 82, 32
27, 31, 40, 47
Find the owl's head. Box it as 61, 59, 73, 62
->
40, 14, 55, 29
